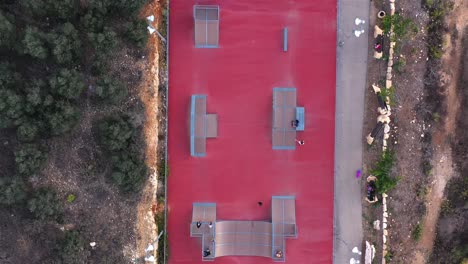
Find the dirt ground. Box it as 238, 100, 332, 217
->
362, 0, 467, 263
0, 1, 164, 263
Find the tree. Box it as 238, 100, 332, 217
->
111, 152, 147, 192
16, 121, 41, 142
49, 69, 85, 99
0, 62, 20, 90
22, 26, 48, 59
111, 0, 148, 15
88, 28, 117, 54
125, 18, 149, 48
28, 188, 62, 220
0, 11, 15, 48
80, 8, 106, 32
56, 230, 90, 264
20, 0, 76, 19
43, 100, 80, 136
0, 177, 27, 206
14, 143, 48, 176
95, 76, 127, 103
50, 23, 82, 64
0, 88, 24, 128
98, 116, 134, 152
23, 79, 54, 115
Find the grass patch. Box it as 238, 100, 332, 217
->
371, 151, 400, 194
379, 86, 397, 106
417, 186, 429, 198
66, 194, 76, 203
385, 250, 394, 262
394, 57, 407, 73
412, 223, 423, 241
381, 14, 418, 41
157, 160, 169, 181
155, 205, 168, 264
440, 199, 454, 215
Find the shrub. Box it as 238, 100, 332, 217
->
125, 18, 149, 47
49, 69, 85, 99
49, 23, 82, 65
0, 177, 27, 206
15, 143, 48, 176
22, 26, 48, 59
371, 150, 399, 194
95, 76, 127, 103
98, 116, 135, 152
43, 100, 80, 135
28, 188, 63, 220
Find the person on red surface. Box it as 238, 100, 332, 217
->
291, 119, 300, 128
295, 139, 305, 145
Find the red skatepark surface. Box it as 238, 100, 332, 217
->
168, 1, 336, 263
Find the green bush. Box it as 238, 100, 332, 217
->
15, 143, 48, 176
49, 23, 82, 65
371, 151, 399, 194
43, 100, 80, 135
125, 18, 149, 47
0, 177, 27, 206
22, 26, 48, 59
49, 69, 85, 99
98, 116, 135, 152
28, 188, 63, 220
0, 11, 15, 48
111, 152, 147, 192
95, 76, 127, 103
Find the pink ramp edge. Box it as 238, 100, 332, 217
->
168, 0, 337, 263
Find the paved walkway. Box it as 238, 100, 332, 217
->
334, 0, 370, 263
